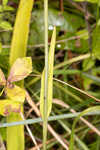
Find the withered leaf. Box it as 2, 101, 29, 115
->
8, 57, 32, 83
0, 99, 21, 116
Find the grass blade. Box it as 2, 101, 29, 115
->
40, 27, 56, 149
40, 27, 56, 119
43, 0, 48, 148
9, 0, 34, 64
47, 27, 56, 117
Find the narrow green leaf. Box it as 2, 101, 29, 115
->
3, 6, 14, 11
82, 58, 95, 71
40, 27, 56, 119
0, 21, 12, 30
76, 29, 88, 40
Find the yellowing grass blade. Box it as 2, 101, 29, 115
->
47, 27, 56, 117
40, 27, 56, 119
10, 0, 34, 65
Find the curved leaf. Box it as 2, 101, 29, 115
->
8, 57, 32, 83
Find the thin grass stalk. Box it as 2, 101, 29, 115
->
20, 113, 40, 150
54, 53, 90, 70
1, 111, 100, 128
43, 0, 48, 149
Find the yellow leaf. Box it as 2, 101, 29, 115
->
47, 27, 56, 117
9, 0, 34, 65
40, 27, 56, 119
8, 57, 32, 83
7, 0, 34, 149
0, 99, 21, 116
6, 85, 25, 103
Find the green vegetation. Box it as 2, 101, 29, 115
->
0, 0, 100, 149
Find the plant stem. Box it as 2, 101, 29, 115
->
1, 111, 100, 128
43, 0, 48, 149
7, 0, 33, 150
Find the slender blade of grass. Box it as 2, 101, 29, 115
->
40, 25, 56, 149
40, 27, 56, 119
9, 0, 34, 64
43, 0, 48, 149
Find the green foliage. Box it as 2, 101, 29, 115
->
2, 0, 8, 6
0, 0, 13, 31
82, 58, 95, 71
0, 21, 12, 30
0, 0, 100, 149
30, 8, 85, 51
69, 106, 100, 150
